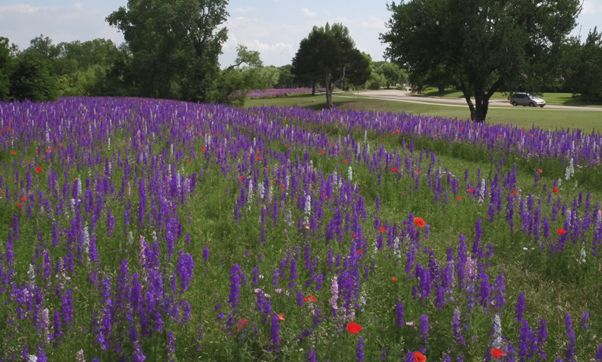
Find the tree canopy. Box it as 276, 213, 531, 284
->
562, 28, 602, 100
374, 62, 405, 89
292, 23, 371, 108
380, 0, 582, 122
107, 0, 229, 102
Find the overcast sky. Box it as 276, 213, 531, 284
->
1, 0, 601, 68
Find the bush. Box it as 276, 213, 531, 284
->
365, 72, 386, 90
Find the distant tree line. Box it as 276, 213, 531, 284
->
1, 0, 600, 112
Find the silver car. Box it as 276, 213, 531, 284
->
510, 93, 546, 107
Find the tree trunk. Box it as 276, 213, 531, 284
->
438, 83, 445, 92
459, 81, 476, 121
325, 74, 333, 108
312, 80, 316, 96
473, 93, 489, 123
325, 66, 346, 109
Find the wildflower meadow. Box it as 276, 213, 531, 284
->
0, 97, 601, 361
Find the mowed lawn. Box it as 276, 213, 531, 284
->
418, 88, 602, 108
246, 92, 602, 131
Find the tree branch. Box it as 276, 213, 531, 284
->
333, 65, 347, 88
485, 77, 504, 99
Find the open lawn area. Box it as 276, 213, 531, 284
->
418, 88, 602, 108
246, 92, 602, 132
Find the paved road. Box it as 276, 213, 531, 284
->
338, 90, 602, 112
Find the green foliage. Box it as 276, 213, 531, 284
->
26, 34, 61, 62
89, 43, 136, 97
57, 65, 105, 96
106, 0, 229, 102
562, 28, 602, 100
9, 50, 58, 102
274, 64, 295, 88
381, 0, 582, 122
374, 61, 405, 88
366, 72, 386, 90
0, 37, 18, 101
256, 66, 280, 90
212, 45, 272, 106
292, 23, 371, 108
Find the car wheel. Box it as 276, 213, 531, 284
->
512, 102, 517, 106
540, 105, 545, 108
529, 103, 535, 107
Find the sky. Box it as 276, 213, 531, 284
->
1, 0, 601, 68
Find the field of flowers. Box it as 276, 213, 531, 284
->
0, 97, 601, 361
248, 89, 313, 99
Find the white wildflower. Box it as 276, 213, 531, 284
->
492, 314, 502, 349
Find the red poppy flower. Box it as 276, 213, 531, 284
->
379, 227, 385, 232
343, 160, 348, 163
467, 189, 474, 193
319, 150, 324, 154
457, 197, 461, 201
416, 170, 420, 174
257, 156, 262, 160
346, 322, 362, 334
538, 169, 542, 173
491, 348, 506, 358
20, 197, 26, 201
552, 187, 559, 193
237, 318, 248, 329
391, 277, 398, 282
392, 167, 398, 172
17, 203, 22, 208
356, 249, 363, 255
303, 295, 316, 303
277, 313, 285, 321
35, 167, 42, 173
513, 190, 518, 194
200, 146, 205, 151
414, 218, 426, 228
414, 351, 427, 362
557, 228, 566, 234
11, 151, 16, 155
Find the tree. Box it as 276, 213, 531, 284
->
256, 66, 280, 90
0, 37, 18, 101
562, 28, 602, 100
292, 23, 371, 107
366, 72, 386, 90
26, 35, 61, 62
107, 0, 228, 102
381, 0, 581, 122
275, 64, 295, 88
211, 45, 266, 106
9, 51, 58, 102
375, 62, 405, 89
90, 43, 136, 97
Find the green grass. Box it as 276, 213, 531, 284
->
3, 97, 602, 361
246, 93, 602, 131
419, 88, 602, 107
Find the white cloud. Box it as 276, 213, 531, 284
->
301, 8, 317, 17
0, 3, 123, 50
247, 39, 294, 55
0, 4, 45, 16
232, 7, 257, 13
582, 0, 602, 14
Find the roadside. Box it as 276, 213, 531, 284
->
345, 90, 602, 112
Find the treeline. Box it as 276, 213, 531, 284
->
404, 29, 602, 101
0, 35, 301, 104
